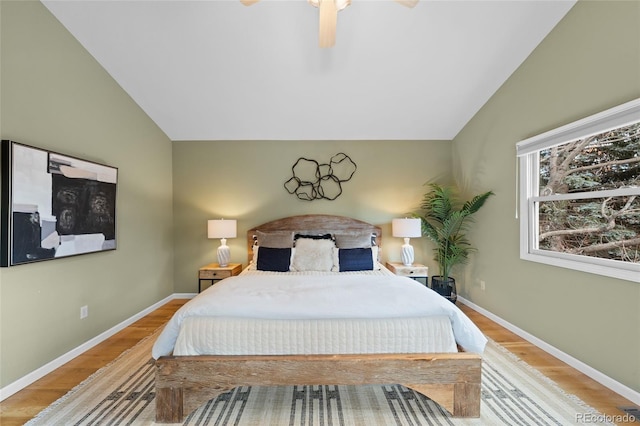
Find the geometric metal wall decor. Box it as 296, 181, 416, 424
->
284, 152, 357, 201
1, 140, 118, 266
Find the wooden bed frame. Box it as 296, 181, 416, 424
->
155, 214, 481, 422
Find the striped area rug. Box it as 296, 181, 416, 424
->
26, 331, 614, 425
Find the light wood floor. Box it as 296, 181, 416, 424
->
0, 299, 635, 425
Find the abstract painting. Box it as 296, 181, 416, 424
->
1, 140, 117, 266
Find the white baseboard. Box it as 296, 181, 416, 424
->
0, 293, 196, 401
458, 296, 640, 406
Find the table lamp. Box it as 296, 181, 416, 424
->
392, 218, 421, 266
207, 219, 237, 267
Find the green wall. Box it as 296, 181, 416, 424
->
0, 1, 174, 388
453, 0, 640, 393
172, 140, 451, 293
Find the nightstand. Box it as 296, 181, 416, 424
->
385, 262, 429, 286
198, 263, 242, 292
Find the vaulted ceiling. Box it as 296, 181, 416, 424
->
42, 0, 576, 141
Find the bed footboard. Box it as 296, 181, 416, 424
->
155, 352, 481, 423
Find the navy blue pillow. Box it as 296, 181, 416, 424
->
338, 248, 374, 272
257, 247, 292, 272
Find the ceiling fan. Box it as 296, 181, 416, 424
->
240, 0, 419, 48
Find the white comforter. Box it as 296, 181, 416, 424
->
152, 273, 487, 359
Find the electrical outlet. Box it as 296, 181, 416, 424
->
480, 280, 486, 291
80, 305, 88, 319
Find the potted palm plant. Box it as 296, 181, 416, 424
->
416, 183, 494, 303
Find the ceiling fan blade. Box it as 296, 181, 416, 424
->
240, 0, 261, 6
318, 0, 338, 48
394, 0, 419, 7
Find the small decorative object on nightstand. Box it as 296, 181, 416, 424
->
386, 262, 428, 286
198, 262, 242, 292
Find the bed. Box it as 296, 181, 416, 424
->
153, 214, 485, 422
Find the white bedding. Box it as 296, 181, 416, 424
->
174, 316, 458, 355
152, 267, 487, 359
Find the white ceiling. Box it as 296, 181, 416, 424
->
42, 0, 576, 141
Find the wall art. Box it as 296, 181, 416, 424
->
1, 140, 118, 266
284, 153, 357, 201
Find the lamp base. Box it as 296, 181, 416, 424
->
217, 238, 230, 267
400, 238, 414, 266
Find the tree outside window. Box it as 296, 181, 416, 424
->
538, 123, 640, 262
517, 99, 640, 282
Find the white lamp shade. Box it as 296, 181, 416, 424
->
208, 219, 237, 239
392, 218, 421, 238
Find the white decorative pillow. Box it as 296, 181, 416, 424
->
248, 246, 259, 270
290, 238, 336, 271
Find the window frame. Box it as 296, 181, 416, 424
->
516, 99, 640, 283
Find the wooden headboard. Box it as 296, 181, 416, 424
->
246, 214, 382, 263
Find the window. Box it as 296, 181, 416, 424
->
516, 99, 640, 282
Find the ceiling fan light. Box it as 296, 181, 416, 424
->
336, 0, 351, 11
308, 0, 351, 11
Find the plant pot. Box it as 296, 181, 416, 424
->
431, 276, 457, 303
